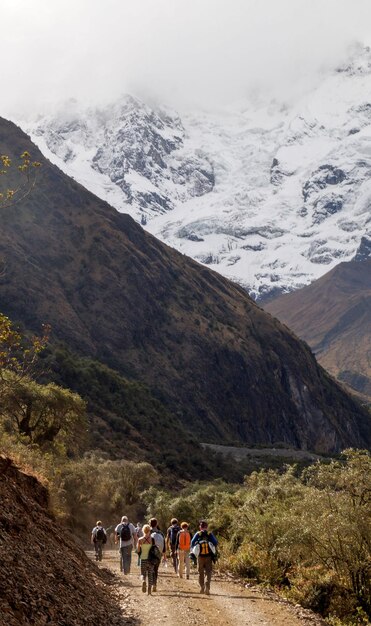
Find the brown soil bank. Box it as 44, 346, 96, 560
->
0, 456, 136, 626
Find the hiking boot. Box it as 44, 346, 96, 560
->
142, 581, 146, 593
152, 586, 157, 592
199, 587, 204, 594
186, 575, 190, 579
205, 588, 210, 595
147, 587, 152, 595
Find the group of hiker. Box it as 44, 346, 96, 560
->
91, 516, 218, 596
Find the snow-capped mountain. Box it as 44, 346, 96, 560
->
23, 46, 371, 299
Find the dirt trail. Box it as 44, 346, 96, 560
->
92, 549, 325, 626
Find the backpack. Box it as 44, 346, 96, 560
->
197, 531, 212, 556
178, 530, 191, 551
151, 530, 165, 553
168, 525, 180, 546
148, 538, 162, 566
96, 527, 106, 542
120, 523, 132, 541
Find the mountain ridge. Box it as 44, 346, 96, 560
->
265, 258, 371, 401
0, 116, 370, 454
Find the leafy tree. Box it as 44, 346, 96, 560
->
0, 372, 87, 454
0, 313, 86, 456
0, 312, 49, 398
143, 480, 235, 532
0, 152, 41, 208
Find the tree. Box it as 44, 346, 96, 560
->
0, 152, 41, 208
0, 313, 86, 455
0, 312, 49, 400
1, 372, 87, 454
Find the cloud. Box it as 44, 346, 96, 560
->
2, 0, 371, 116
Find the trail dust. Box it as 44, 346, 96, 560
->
90, 549, 326, 626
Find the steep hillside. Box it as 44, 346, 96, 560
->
0, 457, 132, 626
265, 258, 371, 401
0, 117, 370, 453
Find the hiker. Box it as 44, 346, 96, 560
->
137, 524, 156, 595
104, 525, 114, 546
191, 520, 218, 595
149, 517, 166, 591
135, 522, 144, 539
115, 515, 137, 574
176, 521, 192, 579
91, 520, 107, 562
166, 518, 181, 573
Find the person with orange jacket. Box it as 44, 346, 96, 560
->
176, 521, 192, 579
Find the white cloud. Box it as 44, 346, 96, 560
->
2, 0, 371, 116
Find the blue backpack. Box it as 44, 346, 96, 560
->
168, 525, 180, 546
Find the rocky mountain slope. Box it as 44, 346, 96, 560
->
265, 257, 371, 402
0, 456, 132, 626
22, 45, 371, 299
0, 117, 370, 453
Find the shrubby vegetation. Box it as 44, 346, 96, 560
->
50, 453, 159, 534
216, 452, 370, 622
143, 452, 371, 625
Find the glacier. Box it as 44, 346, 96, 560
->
21, 46, 371, 299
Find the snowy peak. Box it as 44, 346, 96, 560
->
31, 95, 214, 220
336, 44, 371, 77
23, 47, 371, 298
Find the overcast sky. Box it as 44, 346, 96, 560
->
2, 0, 371, 116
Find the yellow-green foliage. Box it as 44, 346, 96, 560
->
143, 452, 370, 623
1, 371, 87, 455
0, 312, 87, 456
0, 152, 41, 207
211, 451, 371, 621
51, 453, 159, 534
143, 480, 236, 533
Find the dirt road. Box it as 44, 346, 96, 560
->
91, 549, 325, 626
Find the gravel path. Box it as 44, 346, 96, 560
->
92, 549, 326, 626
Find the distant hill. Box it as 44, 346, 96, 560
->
265, 259, 371, 402
0, 117, 370, 455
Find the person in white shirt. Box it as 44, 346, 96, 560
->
91, 520, 107, 562
115, 515, 137, 574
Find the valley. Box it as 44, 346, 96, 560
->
0, 12, 370, 625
